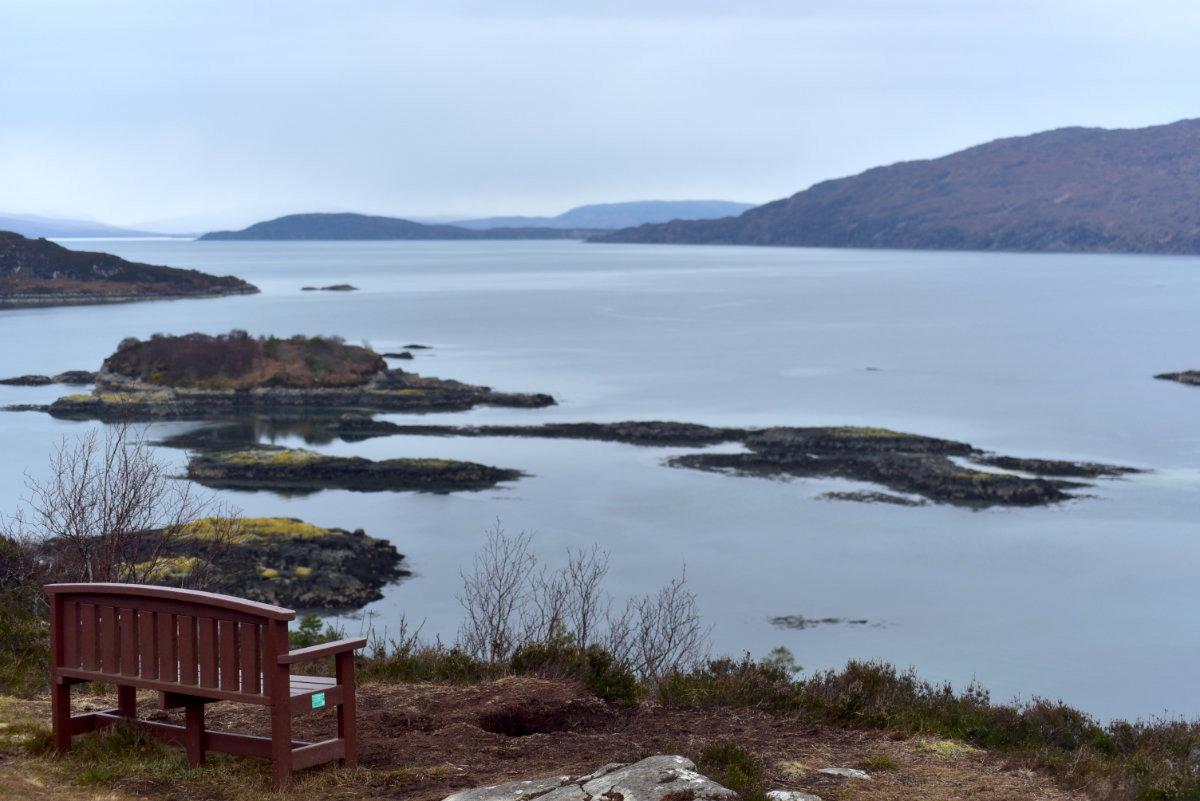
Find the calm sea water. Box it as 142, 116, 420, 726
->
2, 239, 1198, 721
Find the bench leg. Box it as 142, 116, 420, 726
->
336, 650, 357, 769
117, 685, 137, 719
51, 681, 71, 753
270, 704, 292, 790
184, 701, 206, 767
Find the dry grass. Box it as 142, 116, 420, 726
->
0, 680, 1087, 801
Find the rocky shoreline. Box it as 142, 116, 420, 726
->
1156, 370, 1200, 386
0, 287, 257, 308
0, 370, 96, 386
0, 231, 257, 308
141, 516, 408, 610
47, 368, 555, 419
186, 446, 523, 494
4, 332, 553, 420
159, 418, 1140, 508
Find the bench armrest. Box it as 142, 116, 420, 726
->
278, 637, 367, 665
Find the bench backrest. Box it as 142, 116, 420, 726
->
47, 583, 296, 702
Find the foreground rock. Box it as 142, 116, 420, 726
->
278, 418, 1139, 508
0, 230, 257, 307
1156, 370, 1200, 386
443, 756, 738, 801
44, 331, 554, 420
186, 447, 522, 494
146, 517, 408, 610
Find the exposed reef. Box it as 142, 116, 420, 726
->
769, 615, 872, 630
186, 446, 523, 494
820, 490, 927, 506
0, 370, 96, 386
1156, 370, 1200, 386
0, 375, 52, 386
666, 427, 1102, 508
157, 417, 1139, 508
322, 417, 746, 447
41, 331, 554, 420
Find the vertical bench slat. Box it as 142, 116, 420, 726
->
157, 613, 177, 682
198, 618, 218, 688
62, 600, 79, 669
119, 608, 138, 676
138, 609, 158, 679
178, 615, 197, 685
98, 606, 116, 673
239, 622, 260, 694
218, 619, 239, 691
79, 603, 97, 670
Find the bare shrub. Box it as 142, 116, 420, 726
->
607, 568, 709, 680
456, 522, 707, 679
3, 424, 239, 589
457, 522, 536, 662
562, 544, 610, 649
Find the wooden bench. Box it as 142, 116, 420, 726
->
47, 583, 366, 790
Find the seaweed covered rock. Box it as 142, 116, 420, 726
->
142, 517, 408, 610
186, 447, 522, 494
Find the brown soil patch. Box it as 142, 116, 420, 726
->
2, 680, 1087, 801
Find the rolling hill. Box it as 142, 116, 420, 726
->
452, 200, 755, 230
0, 213, 159, 239
592, 119, 1200, 255
199, 213, 592, 241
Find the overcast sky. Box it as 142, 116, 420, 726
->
2, 1, 1198, 231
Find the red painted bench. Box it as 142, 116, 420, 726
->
47, 583, 366, 790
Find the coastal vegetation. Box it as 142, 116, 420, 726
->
39, 331, 555, 419
105, 331, 386, 389
3, 524, 1200, 800
0, 231, 257, 307
171, 516, 407, 608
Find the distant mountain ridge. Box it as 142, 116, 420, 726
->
592, 118, 1200, 255
0, 213, 159, 239
452, 200, 755, 230
199, 213, 594, 241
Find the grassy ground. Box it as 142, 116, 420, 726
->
0, 680, 1085, 801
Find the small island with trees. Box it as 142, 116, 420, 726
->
44, 330, 556, 419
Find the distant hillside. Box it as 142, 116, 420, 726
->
0, 231, 256, 307
199, 213, 593, 241
592, 119, 1200, 255
0, 213, 159, 239
454, 200, 755, 230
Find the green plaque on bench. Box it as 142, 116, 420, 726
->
311, 692, 326, 709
